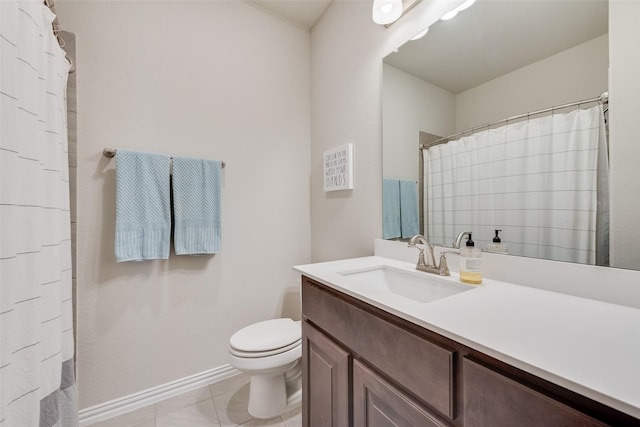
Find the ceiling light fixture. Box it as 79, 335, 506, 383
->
441, 0, 476, 21
456, 0, 476, 11
440, 9, 458, 20
372, 0, 403, 25
411, 27, 429, 40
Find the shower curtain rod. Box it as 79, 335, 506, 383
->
420, 91, 609, 150
102, 148, 226, 168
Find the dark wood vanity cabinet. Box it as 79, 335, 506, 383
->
302, 320, 350, 426
301, 276, 640, 427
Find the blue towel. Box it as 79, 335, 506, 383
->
115, 150, 171, 262
172, 157, 222, 255
382, 179, 401, 239
400, 180, 420, 238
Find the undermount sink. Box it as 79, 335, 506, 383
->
338, 265, 474, 303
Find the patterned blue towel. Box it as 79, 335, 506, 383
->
172, 157, 222, 255
400, 180, 420, 238
115, 150, 171, 261
383, 179, 401, 239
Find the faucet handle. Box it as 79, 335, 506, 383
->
416, 248, 429, 269
439, 253, 451, 276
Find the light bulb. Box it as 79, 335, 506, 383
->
456, 0, 476, 11
411, 27, 429, 40
372, 0, 403, 25
441, 0, 476, 22
440, 9, 458, 21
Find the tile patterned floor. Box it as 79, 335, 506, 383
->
88, 374, 302, 427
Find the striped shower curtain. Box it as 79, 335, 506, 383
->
424, 105, 609, 265
0, 1, 78, 426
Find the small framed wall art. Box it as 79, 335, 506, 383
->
323, 143, 354, 192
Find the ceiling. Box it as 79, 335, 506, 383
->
251, 0, 608, 93
384, 0, 609, 94
252, 0, 333, 29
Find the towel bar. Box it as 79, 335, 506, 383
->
103, 147, 225, 168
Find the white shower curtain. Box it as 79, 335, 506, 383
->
0, 1, 78, 426
424, 105, 608, 265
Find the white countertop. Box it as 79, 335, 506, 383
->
294, 256, 640, 419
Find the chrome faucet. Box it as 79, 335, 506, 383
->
454, 231, 471, 249
408, 235, 450, 276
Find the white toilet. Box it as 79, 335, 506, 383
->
228, 318, 302, 419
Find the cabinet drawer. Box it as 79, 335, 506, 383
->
354, 360, 447, 427
463, 357, 607, 427
303, 279, 455, 419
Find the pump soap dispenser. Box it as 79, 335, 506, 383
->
487, 229, 508, 254
459, 233, 482, 285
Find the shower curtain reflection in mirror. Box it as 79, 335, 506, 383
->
423, 104, 609, 265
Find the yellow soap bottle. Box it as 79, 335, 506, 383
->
459, 233, 482, 285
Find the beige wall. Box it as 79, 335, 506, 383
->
383, 63, 456, 182
310, 0, 462, 262
456, 34, 609, 132
609, 0, 640, 269
56, 0, 311, 409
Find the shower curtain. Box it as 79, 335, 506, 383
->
0, 1, 78, 426
424, 104, 609, 265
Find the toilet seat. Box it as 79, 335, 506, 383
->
230, 339, 301, 358
227, 317, 303, 419
229, 318, 301, 358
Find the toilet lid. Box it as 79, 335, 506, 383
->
230, 318, 301, 353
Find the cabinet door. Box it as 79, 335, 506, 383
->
302, 321, 350, 427
353, 360, 447, 427
463, 357, 607, 427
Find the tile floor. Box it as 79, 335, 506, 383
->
88, 374, 302, 427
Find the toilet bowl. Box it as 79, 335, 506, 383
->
228, 318, 302, 419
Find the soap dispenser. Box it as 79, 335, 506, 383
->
459, 233, 482, 285
487, 229, 508, 254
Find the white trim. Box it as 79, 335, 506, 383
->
78, 364, 239, 426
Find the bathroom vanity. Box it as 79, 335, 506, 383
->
295, 257, 640, 427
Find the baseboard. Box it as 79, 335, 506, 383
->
78, 364, 239, 426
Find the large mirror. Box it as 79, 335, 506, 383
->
381, 0, 640, 269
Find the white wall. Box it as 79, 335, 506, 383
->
456, 34, 609, 132
56, 0, 311, 409
609, 0, 640, 269
383, 63, 456, 181
310, 0, 463, 262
